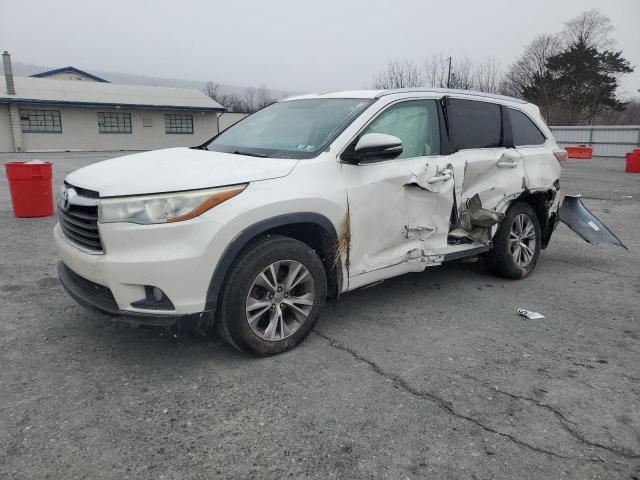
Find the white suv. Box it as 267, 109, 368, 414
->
55, 88, 624, 355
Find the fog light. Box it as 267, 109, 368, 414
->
130, 285, 175, 311
152, 286, 163, 302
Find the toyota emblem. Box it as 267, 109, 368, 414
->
60, 188, 76, 211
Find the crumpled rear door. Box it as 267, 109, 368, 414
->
559, 195, 627, 249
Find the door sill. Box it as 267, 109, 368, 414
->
443, 245, 491, 262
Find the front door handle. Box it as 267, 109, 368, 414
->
426, 171, 452, 184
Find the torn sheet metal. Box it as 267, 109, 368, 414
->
559, 195, 627, 249
414, 163, 454, 193
453, 150, 526, 215
454, 193, 505, 244
404, 225, 435, 240
461, 194, 504, 228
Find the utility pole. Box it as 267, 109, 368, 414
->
446, 57, 452, 88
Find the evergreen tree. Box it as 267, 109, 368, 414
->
534, 40, 633, 124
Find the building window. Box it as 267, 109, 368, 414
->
165, 114, 193, 134
97, 112, 132, 134
20, 109, 62, 133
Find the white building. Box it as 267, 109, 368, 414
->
0, 52, 233, 152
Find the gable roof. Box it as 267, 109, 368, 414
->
0, 76, 225, 112
30, 66, 110, 83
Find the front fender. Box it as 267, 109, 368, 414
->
204, 212, 340, 312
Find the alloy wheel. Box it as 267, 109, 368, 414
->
509, 213, 536, 267
245, 260, 315, 341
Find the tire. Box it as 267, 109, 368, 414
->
217, 235, 327, 355
485, 201, 541, 279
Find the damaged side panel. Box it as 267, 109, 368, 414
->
404, 161, 455, 255
340, 156, 456, 288
450, 193, 505, 245
454, 150, 527, 214
345, 176, 415, 275
447, 149, 523, 245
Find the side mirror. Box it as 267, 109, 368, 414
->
342, 133, 403, 163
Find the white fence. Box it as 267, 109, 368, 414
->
549, 125, 640, 158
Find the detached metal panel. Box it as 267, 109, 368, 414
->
550, 125, 640, 158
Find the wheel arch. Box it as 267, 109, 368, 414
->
512, 187, 559, 249
205, 212, 342, 314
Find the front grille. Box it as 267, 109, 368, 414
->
57, 184, 104, 254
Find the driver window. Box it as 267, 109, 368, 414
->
361, 100, 440, 158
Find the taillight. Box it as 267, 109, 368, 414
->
553, 149, 568, 164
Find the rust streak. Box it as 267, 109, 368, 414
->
333, 207, 351, 278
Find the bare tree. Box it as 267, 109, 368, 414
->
502, 14, 608, 102
243, 87, 256, 112
256, 86, 276, 110
203, 81, 222, 102
222, 93, 246, 113
562, 8, 614, 49
602, 99, 640, 124
473, 57, 503, 94
422, 53, 450, 88
203, 81, 276, 113
242, 85, 276, 113
501, 34, 562, 99
503, 10, 632, 123
203, 81, 239, 110
250, 86, 276, 111
421, 54, 505, 93
373, 59, 423, 89
449, 58, 475, 90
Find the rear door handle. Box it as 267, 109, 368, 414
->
496, 159, 519, 168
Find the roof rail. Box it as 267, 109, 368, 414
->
377, 87, 528, 104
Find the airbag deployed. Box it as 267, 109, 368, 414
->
559, 195, 627, 249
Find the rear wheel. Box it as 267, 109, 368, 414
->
217, 235, 327, 355
486, 202, 541, 279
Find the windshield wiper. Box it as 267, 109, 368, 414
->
232, 150, 268, 158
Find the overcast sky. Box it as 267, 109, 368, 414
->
1, 0, 638, 96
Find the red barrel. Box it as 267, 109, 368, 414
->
625, 152, 640, 173
4, 161, 54, 217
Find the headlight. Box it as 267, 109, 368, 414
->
98, 184, 247, 224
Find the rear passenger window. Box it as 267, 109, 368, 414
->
508, 109, 546, 146
447, 99, 501, 150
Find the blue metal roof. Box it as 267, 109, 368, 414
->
0, 97, 225, 112
30, 66, 110, 83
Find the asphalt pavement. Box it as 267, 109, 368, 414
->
1, 151, 639, 479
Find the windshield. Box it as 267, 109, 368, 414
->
206, 98, 373, 159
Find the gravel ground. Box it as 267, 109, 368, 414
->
1, 152, 639, 479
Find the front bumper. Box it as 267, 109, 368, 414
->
57, 262, 186, 326
54, 215, 230, 316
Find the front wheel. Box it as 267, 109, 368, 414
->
217, 235, 327, 355
485, 202, 541, 279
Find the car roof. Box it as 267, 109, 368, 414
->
282, 87, 529, 106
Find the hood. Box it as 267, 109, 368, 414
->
65, 147, 300, 197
